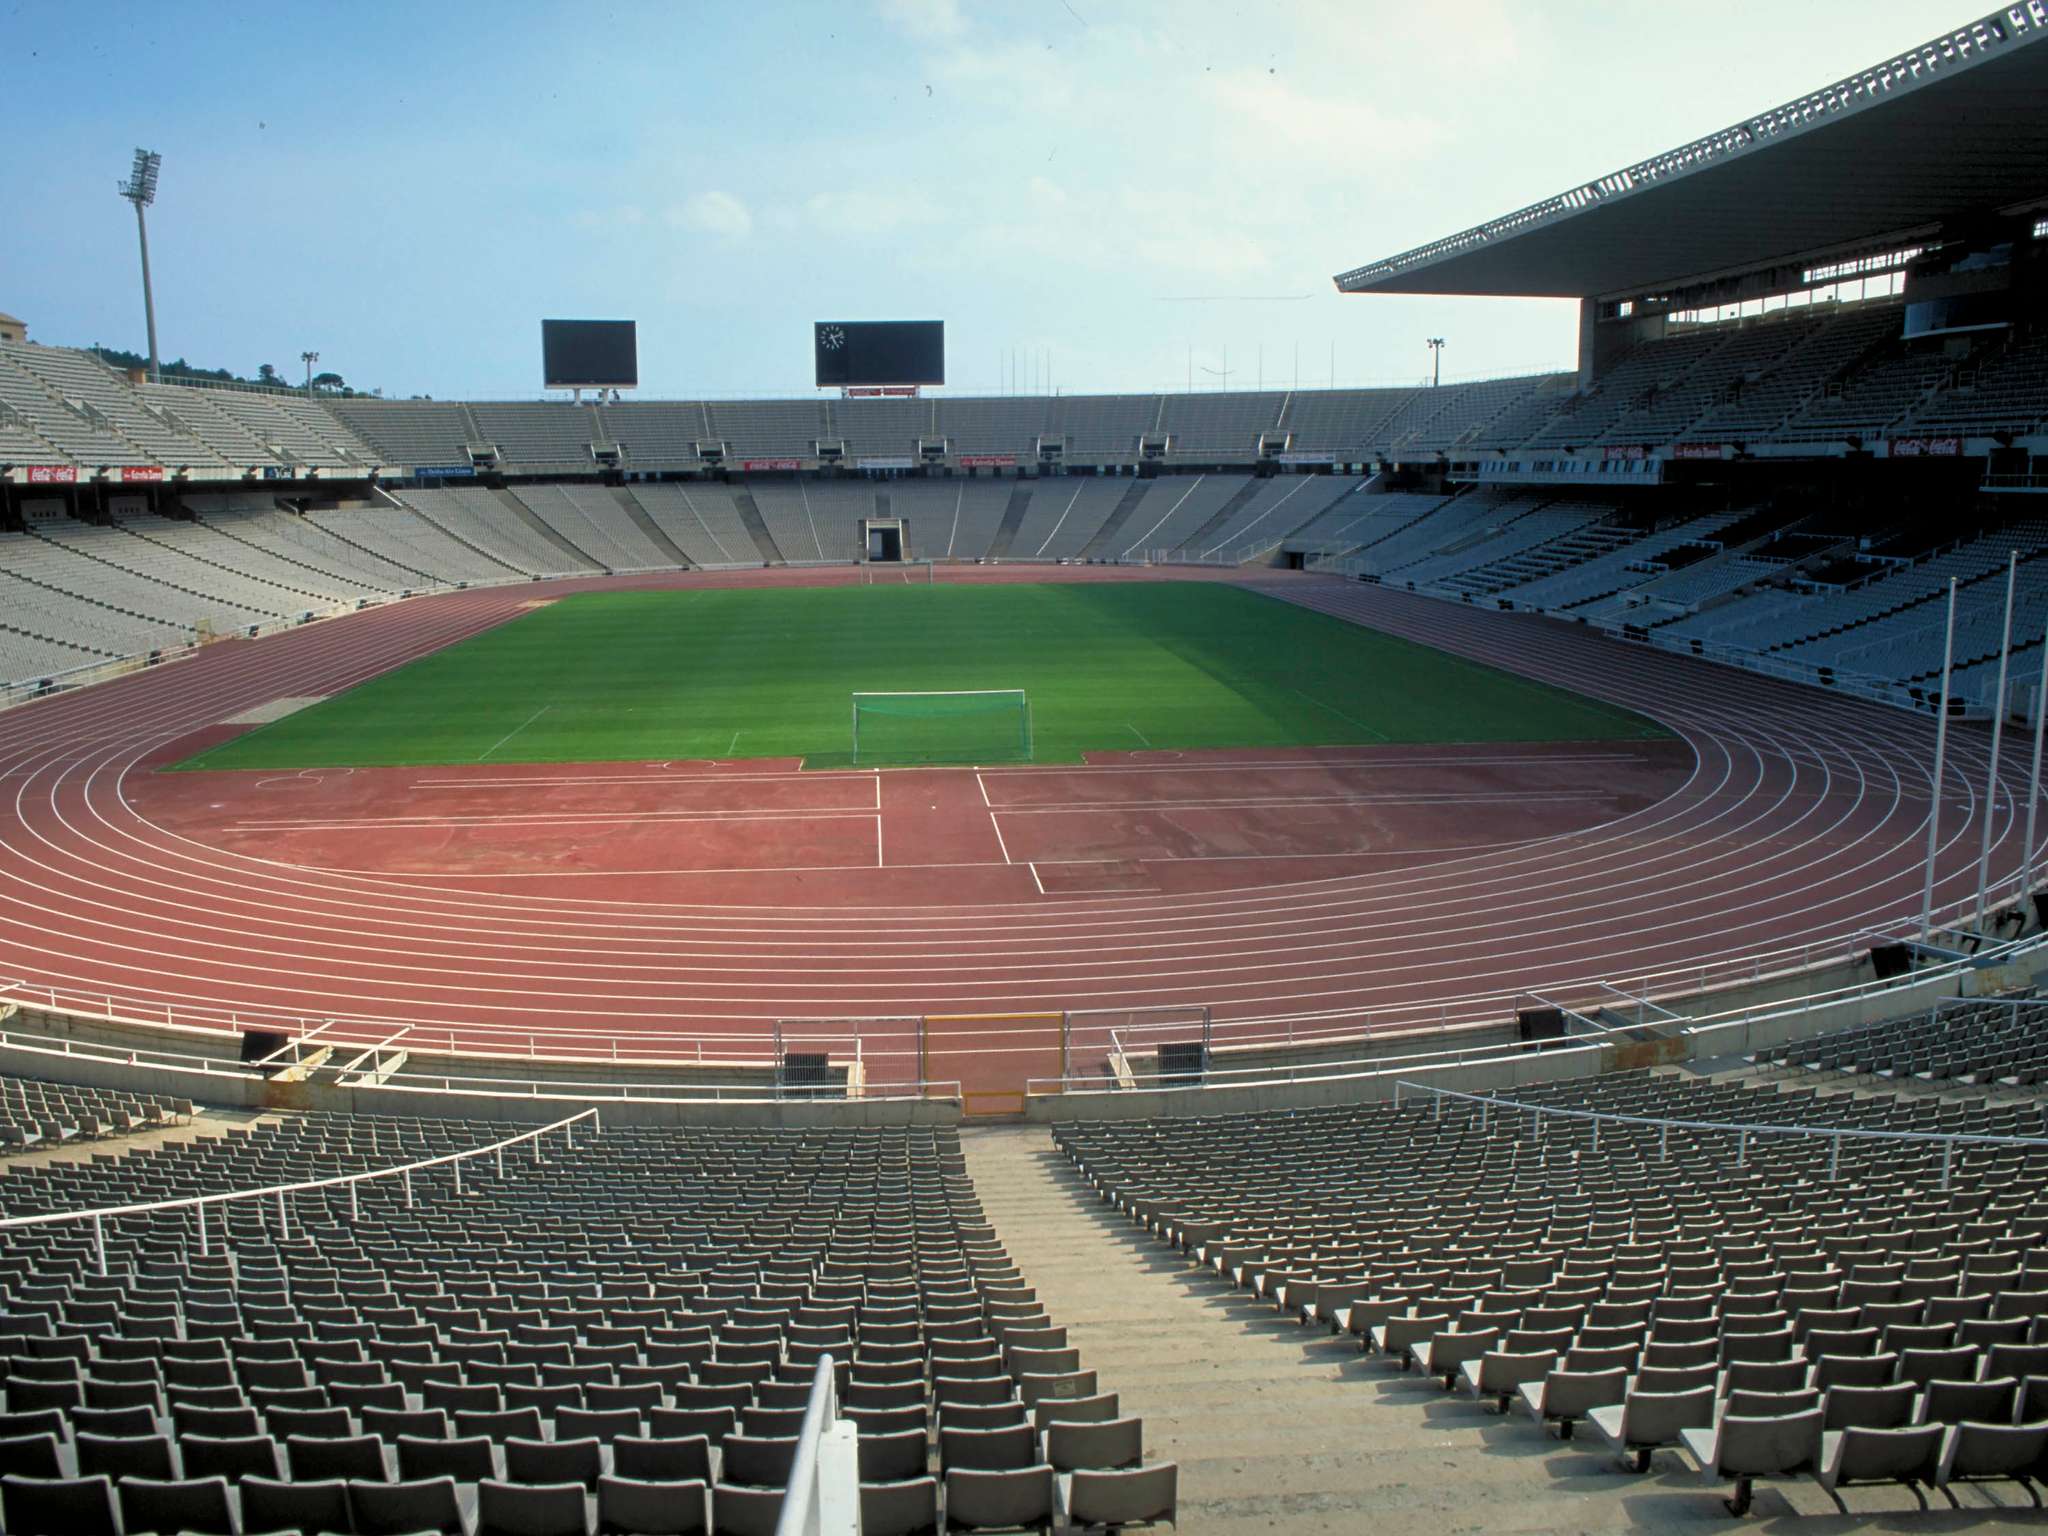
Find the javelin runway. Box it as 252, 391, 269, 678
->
0, 564, 2031, 1083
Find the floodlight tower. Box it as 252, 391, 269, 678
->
302, 351, 320, 396
117, 149, 164, 384
1426, 337, 1445, 387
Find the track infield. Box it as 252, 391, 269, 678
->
170, 581, 1667, 772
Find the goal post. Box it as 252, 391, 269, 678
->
851, 689, 1032, 766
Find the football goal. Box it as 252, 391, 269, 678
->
851, 690, 1032, 766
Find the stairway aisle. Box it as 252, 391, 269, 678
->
962, 1123, 1694, 1536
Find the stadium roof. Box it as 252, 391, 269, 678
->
1335, 5, 2048, 300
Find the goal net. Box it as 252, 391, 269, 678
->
852, 690, 1032, 766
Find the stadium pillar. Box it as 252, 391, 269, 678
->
1920, 579, 1959, 937
1974, 551, 2017, 925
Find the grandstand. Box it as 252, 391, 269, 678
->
7, 6, 2048, 1534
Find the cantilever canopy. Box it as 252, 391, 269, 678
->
1334, 8, 2048, 301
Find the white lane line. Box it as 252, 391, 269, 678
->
1029, 863, 1046, 896
989, 790, 1615, 815
875, 813, 885, 867
729, 730, 741, 754
1290, 686, 1388, 742
478, 704, 552, 762
231, 810, 882, 831
976, 771, 992, 808
987, 805, 1014, 865
1126, 723, 1152, 747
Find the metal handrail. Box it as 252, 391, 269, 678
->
1391, 1079, 2048, 1189
0, 1107, 599, 1273
777, 1352, 859, 1536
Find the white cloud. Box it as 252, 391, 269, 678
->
876, 0, 964, 41
672, 191, 753, 239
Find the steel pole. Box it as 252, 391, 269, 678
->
2024, 615, 2048, 901
1921, 578, 1959, 936
1976, 552, 2018, 925
133, 201, 160, 384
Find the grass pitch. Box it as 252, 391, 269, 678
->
173, 582, 1665, 771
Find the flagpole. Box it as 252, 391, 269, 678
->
1975, 551, 2017, 926
2023, 614, 2048, 907
1921, 577, 1958, 938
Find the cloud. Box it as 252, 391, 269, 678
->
876, 0, 964, 41
672, 190, 752, 239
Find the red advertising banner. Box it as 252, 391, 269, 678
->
956, 454, 1017, 468
1671, 443, 1727, 461
25, 465, 78, 484
1602, 444, 1649, 461
1891, 436, 1963, 458
845, 385, 920, 398
739, 457, 804, 472
120, 465, 166, 483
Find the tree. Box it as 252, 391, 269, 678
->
311, 371, 346, 392
256, 363, 280, 385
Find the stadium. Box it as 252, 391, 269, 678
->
2, 3, 2048, 1532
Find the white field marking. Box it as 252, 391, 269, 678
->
976, 771, 992, 809
229, 809, 884, 831
1290, 686, 1389, 742
972, 751, 1651, 780
1032, 483, 1085, 557
876, 813, 885, 868
985, 790, 1613, 815
1029, 863, 1047, 896
1126, 723, 1152, 748
412, 770, 847, 789
477, 704, 552, 762
729, 731, 741, 754
986, 796, 1015, 865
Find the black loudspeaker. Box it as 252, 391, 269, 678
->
780, 1052, 832, 1098
240, 1030, 291, 1075
1868, 943, 1912, 980
1517, 1008, 1565, 1051
2032, 892, 2048, 932
1156, 1041, 1208, 1084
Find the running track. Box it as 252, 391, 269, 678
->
0, 565, 2032, 1083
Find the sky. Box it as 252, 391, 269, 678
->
3, 0, 1989, 400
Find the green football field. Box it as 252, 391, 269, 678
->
172, 582, 1666, 772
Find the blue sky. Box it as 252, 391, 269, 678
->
5, 0, 1981, 399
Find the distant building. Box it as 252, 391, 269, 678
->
0, 313, 25, 344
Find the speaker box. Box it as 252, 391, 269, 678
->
1868, 943, 1912, 980
1517, 1008, 1565, 1051
240, 1029, 291, 1075
1156, 1041, 1207, 1084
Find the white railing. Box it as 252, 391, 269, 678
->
777, 1353, 861, 1536
1389, 1079, 2048, 1190
0, 1108, 598, 1274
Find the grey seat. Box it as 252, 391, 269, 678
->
1587, 1384, 1716, 1472
239, 1474, 351, 1536
75, 1431, 176, 1481
1920, 1377, 2018, 1426
1935, 1420, 2048, 1501
1045, 1417, 1142, 1472
598, 1474, 709, 1535
720, 1432, 799, 1488
710, 1481, 783, 1535
859, 1476, 939, 1536
0, 1434, 62, 1479
1066, 1462, 1178, 1530
1516, 1366, 1628, 1440
350, 1474, 469, 1536
858, 1428, 929, 1483
942, 1423, 1037, 1474
507, 1435, 604, 1490
1459, 1349, 1558, 1413
1822, 1383, 1919, 1431
479, 1478, 590, 1536
401, 1432, 499, 1482
1678, 1407, 1824, 1516
944, 1465, 1055, 1533
181, 1431, 284, 1481
0, 1473, 121, 1536
1815, 1424, 1945, 1509
614, 1434, 713, 1482
288, 1431, 389, 1482
117, 1475, 237, 1536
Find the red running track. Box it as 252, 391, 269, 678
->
0, 564, 2031, 1087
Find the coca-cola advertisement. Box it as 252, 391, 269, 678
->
25, 465, 78, 484
1890, 436, 1962, 458
739, 458, 804, 472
